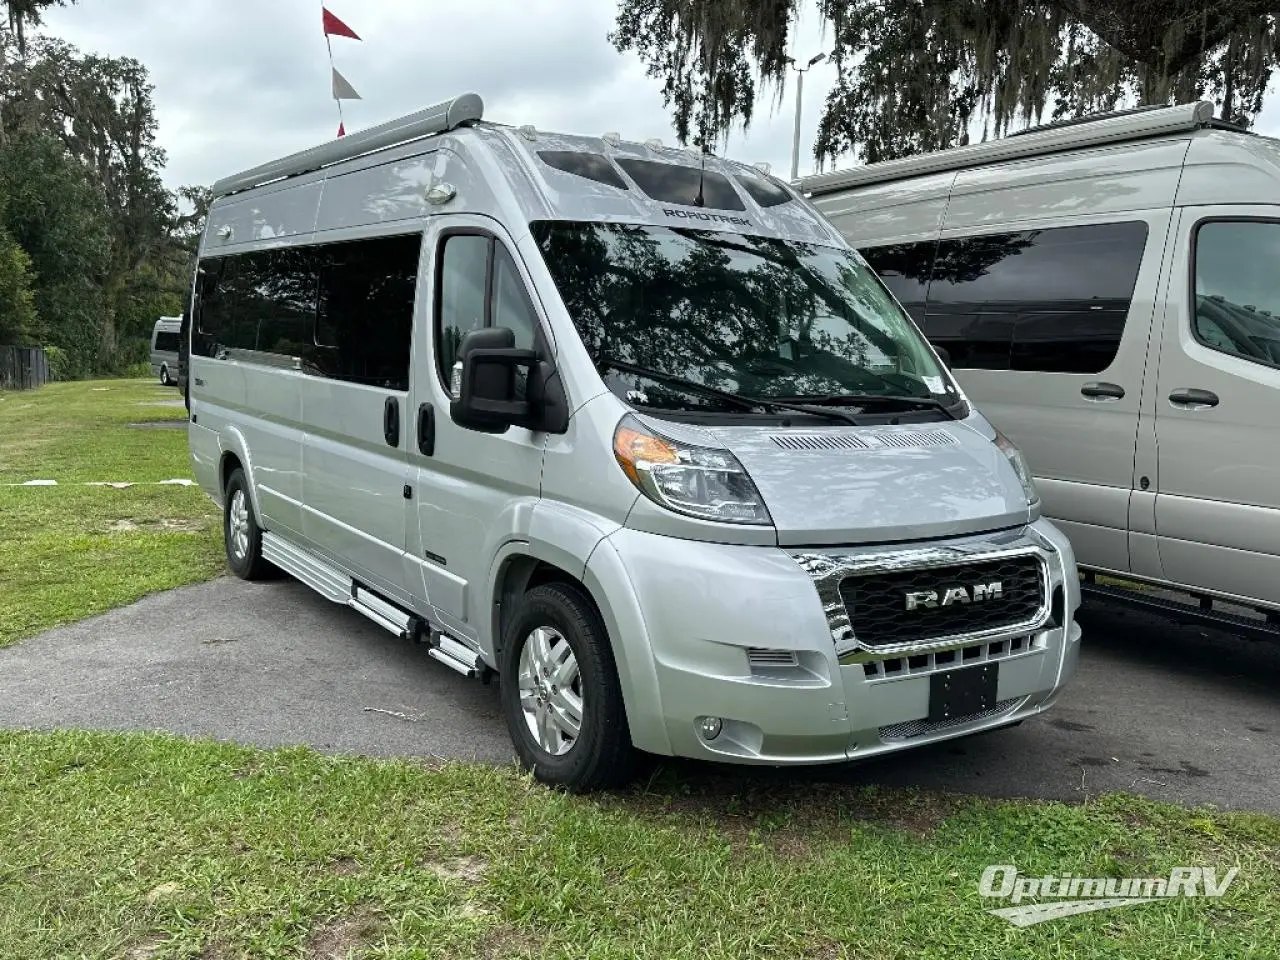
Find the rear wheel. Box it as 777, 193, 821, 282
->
499, 582, 634, 792
159, 364, 171, 386
223, 468, 272, 580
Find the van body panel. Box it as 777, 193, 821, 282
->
1177, 132, 1280, 206
801, 171, 955, 247
701, 417, 1034, 546
315, 152, 436, 231
301, 379, 412, 595
1150, 204, 1280, 605
237, 365, 305, 533
150, 316, 182, 383
944, 139, 1187, 229
206, 179, 323, 248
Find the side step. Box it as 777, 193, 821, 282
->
260, 531, 488, 675
1081, 580, 1280, 642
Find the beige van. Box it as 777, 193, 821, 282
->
797, 102, 1280, 631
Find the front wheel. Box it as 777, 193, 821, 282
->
499, 582, 634, 792
159, 364, 171, 386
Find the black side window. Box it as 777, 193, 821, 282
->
437, 234, 539, 395
1193, 221, 1280, 367
251, 247, 317, 357
924, 221, 1148, 373
314, 234, 421, 390
193, 257, 253, 356
154, 331, 180, 352
733, 170, 793, 208
859, 241, 936, 326
537, 151, 629, 190
614, 158, 746, 211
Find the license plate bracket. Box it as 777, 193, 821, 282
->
928, 662, 999, 723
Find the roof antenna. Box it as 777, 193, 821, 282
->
694, 124, 707, 207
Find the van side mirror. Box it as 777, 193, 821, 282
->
450, 327, 538, 433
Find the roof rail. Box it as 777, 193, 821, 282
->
211, 92, 485, 198
796, 100, 1215, 197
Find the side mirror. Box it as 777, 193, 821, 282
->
450, 327, 538, 433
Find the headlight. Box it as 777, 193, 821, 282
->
612, 415, 772, 525
994, 429, 1040, 506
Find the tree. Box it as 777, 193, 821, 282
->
0, 220, 39, 345
612, 0, 1280, 165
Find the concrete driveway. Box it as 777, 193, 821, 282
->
2, 576, 1277, 811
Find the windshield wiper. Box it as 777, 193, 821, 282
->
775, 393, 958, 420
596, 357, 863, 425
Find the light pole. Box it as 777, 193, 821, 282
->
789, 52, 826, 181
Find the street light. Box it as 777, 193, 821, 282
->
788, 52, 826, 181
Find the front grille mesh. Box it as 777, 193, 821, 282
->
879, 697, 1023, 742
839, 556, 1043, 648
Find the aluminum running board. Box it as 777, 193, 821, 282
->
1081, 581, 1280, 642
259, 532, 487, 676
262, 531, 349, 602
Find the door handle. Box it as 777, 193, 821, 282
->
383, 396, 400, 447
417, 402, 436, 457
1080, 382, 1125, 400
1168, 388, 1219, 409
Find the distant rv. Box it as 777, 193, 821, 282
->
150, 315, 182, 386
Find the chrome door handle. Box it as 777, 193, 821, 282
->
1168, 388, 1219, 409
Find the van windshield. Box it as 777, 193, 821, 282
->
529, 221, 951, 410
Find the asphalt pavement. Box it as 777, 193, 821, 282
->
2, 576, 1277, 811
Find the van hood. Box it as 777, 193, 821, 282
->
640, 416, 1034, 547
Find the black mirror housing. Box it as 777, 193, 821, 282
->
450, 327, 538, 433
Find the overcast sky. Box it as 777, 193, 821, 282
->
41, 0, 1280, 194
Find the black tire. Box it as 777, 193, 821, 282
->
222, 468, 273, 581
499, 582, 634, 792
159, 365, 170, 386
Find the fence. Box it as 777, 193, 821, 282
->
0, 346, 51, 390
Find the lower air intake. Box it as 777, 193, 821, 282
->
878, 697, 1023, 743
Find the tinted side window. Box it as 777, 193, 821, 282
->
734, 170, 793, 208
251, 247, 316, 357
537, 151, 629, 190
1193, 221, 1280, 367
925, 221, 1148, 373
193, 257, 254, 357
314, 234, 421, 390
858, 241, 936, 326
436, 234, 541, 395
154, 331, 181, 352
615, 158, 746, 211
437, 234, 490, 386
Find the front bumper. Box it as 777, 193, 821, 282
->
591, 519, 1081, 764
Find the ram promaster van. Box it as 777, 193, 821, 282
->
798, 102, 1280, 640
150, 315, 182, 386
188, 93, 1081, 790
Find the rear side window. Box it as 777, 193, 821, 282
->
537, 151, 629, 190
194, 257, 255, 353
614, 158, 746, 211
154, 330, 181, 352
315, 234, 421, 390
733, 170, 793, 208
923, 221, 1148, 373
859, 241, 936, 326
1193, 220, 1280, 368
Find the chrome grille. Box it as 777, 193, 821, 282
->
879, 697, 1023, 742
859, 634, 1043, 678
839, 555, 1045, 649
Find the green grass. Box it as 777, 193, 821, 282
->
0, 731, 1277, 959
0, 379, 223, 646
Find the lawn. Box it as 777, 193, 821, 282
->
2, 379, 1279, 958
0, 378, 224, 646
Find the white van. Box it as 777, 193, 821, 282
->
188, 93, 1082, 790
150, 316, 182, 386
798, 102, 1280, 635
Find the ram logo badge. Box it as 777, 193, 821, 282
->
904, 581, 1004, 611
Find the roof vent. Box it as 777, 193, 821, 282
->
602, 131, 621, 147
517, 124, 538, 141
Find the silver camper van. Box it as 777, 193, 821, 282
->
188, 93, 1081, 790
798, 102, 1280, 638
150, 315, 182, 386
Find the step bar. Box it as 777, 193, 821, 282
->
1081, 578, 1280, 642
261, 531, 487, 677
